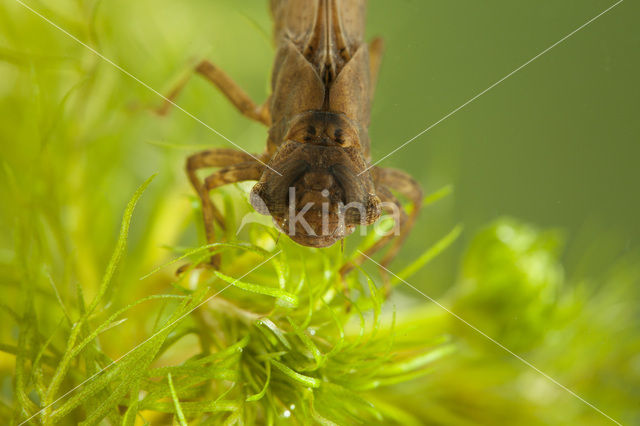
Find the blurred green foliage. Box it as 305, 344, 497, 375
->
379, 220, 640, 425
0, 0, 639, 424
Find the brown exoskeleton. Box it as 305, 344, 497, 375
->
159, 0, 422, 280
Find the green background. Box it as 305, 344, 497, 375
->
369, 0, 640, 293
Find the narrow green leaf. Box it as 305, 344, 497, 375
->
87, 174, 156, 315
423, 184, 453, 207
271, 360, 321, 388
168, 373, 188, 426
287, 317, 324, 369
257, 319, 292, 350
140, 241, 271, 280
143, 400, 239, 414
381, 344, 456, 376
69, 295, 184, 360
392, 225, 463, 285
214, 271, 298, 306
246, 361, 271, 402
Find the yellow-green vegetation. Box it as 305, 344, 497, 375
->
2, 173, 457, 424
1, 1, 638, 425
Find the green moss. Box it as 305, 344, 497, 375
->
2, 176, 456, 424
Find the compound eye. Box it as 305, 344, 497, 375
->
250, 183, 270, 215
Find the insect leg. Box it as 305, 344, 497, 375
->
341, 167, 423, 295
202, 161, 265, 192
158, 60, 271, 126
337, 187, 402, 299
186, 149, 263, 266
339, 187, 401, 272
368, 37, 384, 100
374, 167, 423, 269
